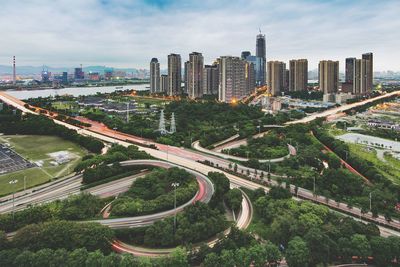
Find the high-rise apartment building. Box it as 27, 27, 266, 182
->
289, 59, 308, 91
203, 64, 219, 95
362, 53, 373, 93
184, 61, 190, 94
160, 74, 168, 93
267, 61, 286, 96
245, 61, 256, 95
319, 60, 339, 95
345, 57, 356, 84
187, 52, 204, 99
284, 69, 289, 92
256, 33, 266, 85
167, 54, 181, 96
218, 56, 247, 103
346, 53, 373, 95
150, 58, 160, 93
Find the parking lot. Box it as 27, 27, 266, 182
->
0, 144, 35, 175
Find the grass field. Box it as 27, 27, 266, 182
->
348, 143, 400, 185
0, 135, 87, 196
52, 101, 78, 110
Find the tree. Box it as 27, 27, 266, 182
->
167, 247, 189, 267
203, 252, 220, 267
350, 234, 371, 261
119, 254, 136, 267
0, 230, 9, 250
285, 236, 310, 267
67, 248, 89, 267
14, 250, 36, 267
225, 189, 243, 212
370, 236, 392, 266
85, 250, 105, 267
234, 163, 238, 173
304, 228, 333, 266
264, 242, 282, 265
219, 249, 236, 267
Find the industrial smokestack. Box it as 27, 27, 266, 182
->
13, 56, 16, 85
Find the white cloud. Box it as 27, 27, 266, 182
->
0, 0, 399, 71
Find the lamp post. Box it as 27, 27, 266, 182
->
9, 179, 18, 220
171, 182, 180, 234
23, 176, 26, 192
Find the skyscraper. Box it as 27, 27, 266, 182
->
256, 32, 266, 85
267, 61, 286, 96
218, 56, 246, 103
187, 52, 204, 99
203, 64, 219, 95
289, 59, 308, 91
150, 58, 160, 93
362, 52, 373, 93
167, 54, 181, 96
319, 60, 339, 95
345, 57, 356, 84
160, 74, 168, 93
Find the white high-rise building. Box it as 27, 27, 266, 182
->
150, 58, 160, 93
218, 56, 247, 103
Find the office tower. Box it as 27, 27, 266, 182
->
150, 58, 160, 93
241, 51, 251, 60
203, 64, 219, 95
345, 58, 356, 84
218, 56, 246, 103
319, 60, 339, 95
245, 61, 256, 95
362, 53, 373, 93
256, 32, 266, 85
289, 59, 308, 91
267, 61, 286, 96
187, 52, 204, 99
167, 54, 182, 96
12, 56, 16, 85
160, 74, 168, 93
184, 61, 190, 94
74, 66, 84, 80
243, 54, 263, 88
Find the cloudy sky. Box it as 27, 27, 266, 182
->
1, 0, 399, 71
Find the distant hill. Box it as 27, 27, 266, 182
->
0, 65, 148, 75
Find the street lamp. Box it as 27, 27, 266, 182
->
9, 179, 18, 220
171, 182, 180, 234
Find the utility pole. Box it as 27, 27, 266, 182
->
9, 179, 18, 221
171, 182, 180, 234
369, 192, 372, 212
313, 175, 316, 197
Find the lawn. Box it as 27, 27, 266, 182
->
348, 143, 400, 185
0, 135, 87, 196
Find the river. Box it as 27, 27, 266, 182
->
5, 84, 149, 99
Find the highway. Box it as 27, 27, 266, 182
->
1, 91, 400, 235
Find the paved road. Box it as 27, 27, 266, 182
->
1, 91, 400, 234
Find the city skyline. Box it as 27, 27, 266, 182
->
0, 0, 399, 71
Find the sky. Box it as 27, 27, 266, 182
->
0, 0, 399, 71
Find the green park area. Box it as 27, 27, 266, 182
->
348, 143, 400, 185
222, 132, 289, 159
0, 135, 87, 196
